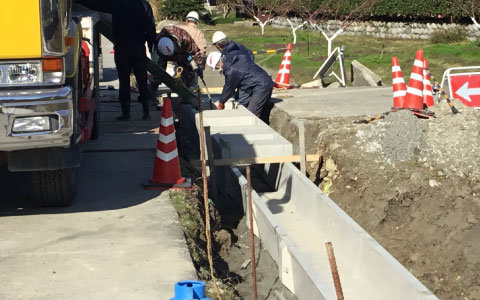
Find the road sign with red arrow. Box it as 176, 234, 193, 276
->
449, 73, 480, 107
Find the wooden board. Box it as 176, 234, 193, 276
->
191, 154, 320, 167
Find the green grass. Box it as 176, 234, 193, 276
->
203, 24, 480, 85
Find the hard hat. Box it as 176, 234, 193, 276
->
186, 11, 199, 22
212, 31, 227, 45
206, 51, 222, 70
158, 37, 175, 56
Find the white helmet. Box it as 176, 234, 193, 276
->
186, 11, 199, 22
206, 51, 222, 70
158, 37, 175, 56
212, 31, 227, 45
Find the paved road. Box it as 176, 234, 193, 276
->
0, 37, 196, 300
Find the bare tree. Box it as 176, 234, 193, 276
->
217, 0, 233, 18
299, 0, 378, 55
453, 0, 480, 29
230, 0, 282, 35
275, 0, 307, 44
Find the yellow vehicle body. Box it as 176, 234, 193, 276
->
0, 0, 42, 59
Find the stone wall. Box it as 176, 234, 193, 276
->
271, 18, 480, 41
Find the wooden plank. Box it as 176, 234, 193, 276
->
190, 154, 320, 167
299, 121, 306, 175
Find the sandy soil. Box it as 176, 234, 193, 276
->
270, 100, 480, 299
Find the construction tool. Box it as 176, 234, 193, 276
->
199, 75, 212, 101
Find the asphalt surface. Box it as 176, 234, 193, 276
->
0, 37, 196, 300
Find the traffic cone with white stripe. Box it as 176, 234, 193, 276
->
391, 56, 407, 109
423, 59, 434, 108
404, 49, 425, 111
274, 43, 293, 89
144, 97, 191, 190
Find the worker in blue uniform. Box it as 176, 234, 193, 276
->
211, 31, 256, 108
207, 49, 274, 124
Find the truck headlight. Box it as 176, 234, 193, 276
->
12, 116, 52, 133
7, 63, 42, 84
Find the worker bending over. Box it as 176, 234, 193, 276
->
211, 31, 257, 108
207, 49, 274, 124
156, 25, 205, 90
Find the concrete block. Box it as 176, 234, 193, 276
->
195, 107, 293, 161
350, 60, 383, 87
300, 79, 323, 89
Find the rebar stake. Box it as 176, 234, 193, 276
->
197, 91, 222, 300
246, 165, 258, 300
326, 241, 344, 300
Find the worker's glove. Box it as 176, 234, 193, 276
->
196, 68, 204, 78
216, 102, 225, 110
187, 55, 198, 71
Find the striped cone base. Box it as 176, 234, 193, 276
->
274, 43, 293, 89
144, 98, 192, 190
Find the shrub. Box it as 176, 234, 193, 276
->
431, 28, 467, 44
159, 0, 204, 20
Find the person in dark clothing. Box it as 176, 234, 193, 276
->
76, 0, 156, 120
211, 31, 255, 107
206, 50, 274, 124
156, 25, 205, 91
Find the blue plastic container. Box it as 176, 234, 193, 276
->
169, 280, 211, 300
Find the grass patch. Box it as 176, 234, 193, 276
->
204, 24, 480, 85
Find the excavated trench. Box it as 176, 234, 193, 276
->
173, 100, 452, 299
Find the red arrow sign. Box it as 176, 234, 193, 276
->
450, 74, 480, 107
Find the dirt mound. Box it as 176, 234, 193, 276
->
270, 101, 480, 299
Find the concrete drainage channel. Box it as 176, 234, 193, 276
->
183, 104, 438, 300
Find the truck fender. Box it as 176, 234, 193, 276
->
7, 145, 80, 172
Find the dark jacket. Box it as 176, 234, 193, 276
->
156, 25, 204, 70
77, 0, 156, 51
221, 41, 254, 61
219, 45, 273, 104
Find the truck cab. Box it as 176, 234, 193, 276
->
0, 0, 100, 206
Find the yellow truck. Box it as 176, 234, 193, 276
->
0, 0, 101, 206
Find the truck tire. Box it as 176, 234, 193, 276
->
31, 168, 78, 207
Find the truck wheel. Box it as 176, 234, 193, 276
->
31, 168, 78, 207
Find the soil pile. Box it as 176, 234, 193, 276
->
270, 101, 480, 299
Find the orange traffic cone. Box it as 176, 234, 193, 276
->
274, 43, 293, 89
391, 56, 407, 109
404, 49, 425, 111
144, 98, 191, 190
423, 59, 434, 108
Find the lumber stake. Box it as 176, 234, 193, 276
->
299, 121, 306, 175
